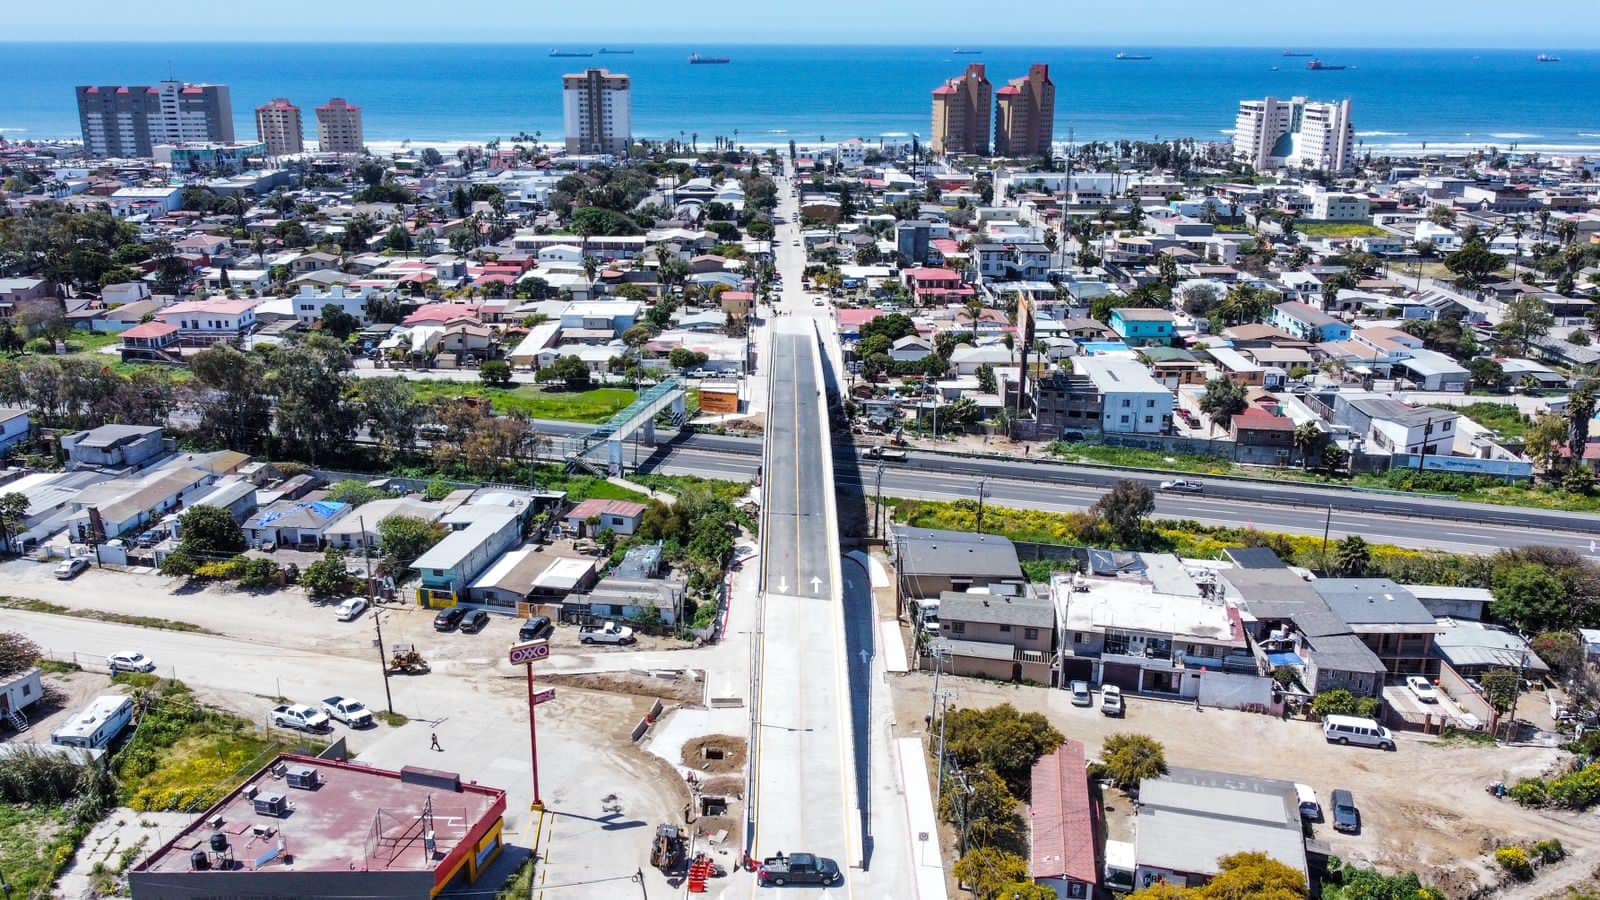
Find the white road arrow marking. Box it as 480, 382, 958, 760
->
858, 649, 870, 666
778, 577, 789, 593
810, 576, 823, 594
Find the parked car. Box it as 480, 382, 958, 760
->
1069, 681, 1093, 707
321, 696, 375, 728
1330, 789, 1361, 833
433, 606, 467, 632
1100, 685, 1125, 717
270, 703, 331, 733
106, 651, 155, 673
335, 597, 369, 622
519, 616, 554, 642
54, 557, 90, 579
1322, 714, 1396, 751
579, 621, 636, 645
757, 853, 841, 886
1159, 479, 1204, 494
1405, 675, 1439, 703
460, 609, 490, 634
1296, 783, 1322, 821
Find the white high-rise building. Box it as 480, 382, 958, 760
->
562, 69, 631, 156
1233, 96, 1354, 173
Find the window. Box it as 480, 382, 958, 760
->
1073, 632, 1085, 644
949, 621, 966, 634
1121, 398, 1131, 407
1024, 627, 1040, 640
1146, 399, 1155, 408
1144, 416, 1153, 424
998, 624, 1012, 633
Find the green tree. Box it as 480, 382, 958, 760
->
536, 355, 592, 389
976, 363, 997, 394
1480, 668, 1520, 714
327, 481, 386, 506
159, 548, 199, 578
1196, 852, 1307, 900
479, 360, 513, 387
1466, 358, 1507, 392
1200, 376, 1248, 433
939, 765, 1025, 852
668, 348, 708, 372
265, 337, 357, 464
1444, 239, 1502, 288
1333, 535, 1371, 576
1310, 689, 1381, 720
1490, 563, 1569, 632
936, 704, 1064, 799
1101, 733, 1167, 789
357, 377, 422, 463
0, 492, 29, 552
320, 304, 360, 341
0, 631, 42, 679
1090, 479, 1155, 547
952, 847, 1029, 900
177, 505, 246, 557
1292, 421, 1323, 469
1321, 861, 1445, 900
189, 345, 272, 454
1496, 295, 1554, 356
237, 557, 279, 589
378, 515, 448, 571
301, 547, 353, 598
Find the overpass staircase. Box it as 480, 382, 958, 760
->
564, 376, 687, 476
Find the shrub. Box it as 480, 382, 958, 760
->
1531, 839, 1565, 864
1546, 763, 1600, 809
194, 558, 245, 580
1495, 847, 1533, 880
1309, 689, 1382, 720
237, 557, 279, 589
1508, 778, 1549, 807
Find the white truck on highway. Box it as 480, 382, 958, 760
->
271, 703, 331, 733
579, 621, 637, 645
321, 696, 375, 728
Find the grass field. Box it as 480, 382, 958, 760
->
0, 804, 73, 900
1438, 402, 1532, 441
1296, 223, 1388, 238
409, 382, 636, 423
1046, 441, 1238, 475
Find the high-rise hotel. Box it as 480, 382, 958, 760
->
76, 80, 234, 158
562, 69, 632, 156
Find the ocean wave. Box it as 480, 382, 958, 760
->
0, 127, 26, 133
1218, 129, 1236, 135
1579, 132, 1600, 138
1356, 131, 1406, 137
1489, 132, 1540, 139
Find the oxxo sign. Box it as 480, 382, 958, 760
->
509, 641, 551, 665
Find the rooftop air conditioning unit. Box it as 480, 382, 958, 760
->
253, 792, 288, 817
285, 766, 319, 790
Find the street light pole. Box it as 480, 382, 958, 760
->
373, 612, 394, 716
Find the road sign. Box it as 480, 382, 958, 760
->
509, 641, 551, 665
532, 688, 556, 706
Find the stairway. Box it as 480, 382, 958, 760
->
6, 710, 29, 733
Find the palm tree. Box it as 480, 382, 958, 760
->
1292, 421, 1323, 469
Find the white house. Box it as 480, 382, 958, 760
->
154, 298, 259, 343
1310, 193, 1371, 223
1079, 355, 1174, 435
292, 284, 376, 327
836, 139, 867, 169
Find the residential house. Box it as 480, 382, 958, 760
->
930, 588, 1055, 683
0, 667, 44, 732
888, 335, 935, 363
564, 499, 648, 537
467, 549, 591, 611
1128, 769, 1308, 891
1029, 740, 1098, 899
1335, 395, 1459, 457
321, 497, 445, 551
412, 493, 530, 608
0, 409, 30, 456
1270, 301, 1351, 343
948, 343, 1014, 376
68, 464, 216, 542
1313, 579, 1444, 676
61, 425, 166, 471
1229, 408, 1296, 458
243, 499, 351, 550
118, 322, 182, 362
153, 298, 258, 346
894, 526, 1025, 604
905, 268, 973, 305
292, 284, 373, 327
1079, 356, 1173, 435
559, 301, 641, 337
577, 542, 687, 625
1108, 308, 1176, 347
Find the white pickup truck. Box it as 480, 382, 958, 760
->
321, 696, 375, 728
271, 703, 331, 733
579, 621, 637, 645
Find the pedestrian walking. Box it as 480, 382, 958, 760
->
430, 732, 442, 751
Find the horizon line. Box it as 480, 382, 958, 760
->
1, 39, 1596, 50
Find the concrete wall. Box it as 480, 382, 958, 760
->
129, 868, 430, 899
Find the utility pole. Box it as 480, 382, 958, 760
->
373, 612, 394, 715
934, 687, 954, 805
358, 516, 374, 600
874, 459, 885, 539
1319, 504, 1333, 572
976, 478, 987, 534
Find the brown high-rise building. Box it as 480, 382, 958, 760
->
562, 69, 632, 156
994, 64, 1056, 158
255, 98, 304, 156
316, 98, 365, 154
931, 64, 992, 156
75, 80, 233, 159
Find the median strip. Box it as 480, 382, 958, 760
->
0, 596, 220, 635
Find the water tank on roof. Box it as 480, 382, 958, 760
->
209, 832, 229, 853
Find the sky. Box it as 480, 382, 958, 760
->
6, 0, 1599, 46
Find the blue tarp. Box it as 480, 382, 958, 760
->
1266, 651, 1306, 668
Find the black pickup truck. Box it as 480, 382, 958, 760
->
757, 852, 842, 886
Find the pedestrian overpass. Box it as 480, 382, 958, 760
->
565, 376, 688, 475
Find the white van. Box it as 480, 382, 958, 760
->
1294, 783, 1321, 821
1322, 714, 1395, 751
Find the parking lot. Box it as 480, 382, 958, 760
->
891, 673, 1595, 894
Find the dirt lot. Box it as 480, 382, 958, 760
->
543, 670, 704, 704
892, 672, 1595, 896
682, 735, 748, 775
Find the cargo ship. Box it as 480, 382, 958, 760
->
1115, 51, 1152, 61
598, 48, 634, 54
689, 54, 730, 64
1282, 49, 1314, 57
1537, 53, 1562, 63
549, 49, 593, 57
1307, 59, 1346, 71
952, 48, 982, 55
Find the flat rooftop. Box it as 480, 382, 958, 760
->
138, 754, 504, 877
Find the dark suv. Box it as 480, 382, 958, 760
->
519, 616, 554, 641
433, 606, 467, 632
460, 609, 490, 633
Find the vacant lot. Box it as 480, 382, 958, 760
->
892, 673, 1592, 894
409, 381, 636, 423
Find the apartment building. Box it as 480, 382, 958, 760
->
1078, 356, 1173, 434
75, 80, 234, 159
931, 64, 992, 156
993, 64, 1055, 158
562, 69, 632, 156
1232, 96, 1354, 173
316, 98, 365, 153
255, 98, 304, 157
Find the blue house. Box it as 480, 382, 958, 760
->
1108, 308, 1176, 347
1270, 301, 1352, 343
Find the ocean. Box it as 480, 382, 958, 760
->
3, 43, 1599, 154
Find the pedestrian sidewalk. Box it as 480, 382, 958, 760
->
607, 475, 673, 504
